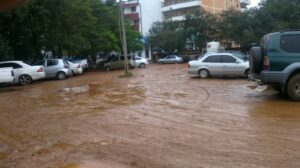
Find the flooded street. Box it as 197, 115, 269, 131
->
0, 64, 300, 168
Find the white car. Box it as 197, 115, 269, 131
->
0, 61, 46, 85
67, 61, 83, 75
188, 52, 249, 78
158, 55, 183, 64
135, 56, 149, 68
0, 67, 14, 84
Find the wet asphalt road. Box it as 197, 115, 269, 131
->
0, 64, 299, 168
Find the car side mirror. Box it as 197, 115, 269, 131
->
236, 60, 241, 64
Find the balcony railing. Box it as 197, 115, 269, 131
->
162, 0, 201, 12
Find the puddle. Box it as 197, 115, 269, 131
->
52, 142, 73, 150
0, 152, 8, 160
78, 160, 130, 168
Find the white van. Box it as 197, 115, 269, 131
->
207, 41, 221, 53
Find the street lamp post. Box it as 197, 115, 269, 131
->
119, 0, 129, 75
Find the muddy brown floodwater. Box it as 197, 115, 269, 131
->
0, 64, 300, 168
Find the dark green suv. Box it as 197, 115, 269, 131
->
249, 30, 300, 101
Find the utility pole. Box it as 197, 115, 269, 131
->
119, 0, 129, 75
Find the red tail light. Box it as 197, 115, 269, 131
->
187, 63, 190, 68
37, 67, 44, 72
263, 56, 270, 70
77, 64, 81, 68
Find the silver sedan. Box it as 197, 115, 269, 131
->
188, 52, 249, 78
158, 55, 183, 64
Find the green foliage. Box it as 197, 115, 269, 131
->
149, 0, 300, 52
0, 0, 143, 64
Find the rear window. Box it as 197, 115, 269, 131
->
280, 34, 300, 53
260, 34, 272, 53
0, 63, 22, 69
47, 60, 58, 66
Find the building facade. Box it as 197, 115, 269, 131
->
123, 0, 162, 59
123, 0, 141, 32
163, 0, 250, 20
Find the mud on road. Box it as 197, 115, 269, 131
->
0, 64, 300, 168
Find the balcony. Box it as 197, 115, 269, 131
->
162, 1, 201, 12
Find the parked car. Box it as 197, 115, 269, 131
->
135, 56, 149, 68
34, 59, 70, 80
66, 57, 88, 71
0, 67, 15, 84
66, 60, 83, 76
188, 52, 249, 78
104, 55, 136, 71
158, 55, 183, 64
0, 61, 45, 85
249, 30, 300, 101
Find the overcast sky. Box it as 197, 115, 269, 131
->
249, 0, 261, 8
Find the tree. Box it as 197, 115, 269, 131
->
0, 0, 143, 69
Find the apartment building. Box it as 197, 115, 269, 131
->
123, 0, 141, 32
122, 0, 163, 59
202, 0, 240, 14
163, 0, 250, 21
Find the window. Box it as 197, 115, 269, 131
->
280, 34, 300, 53
203, 55, 221, 63
222, 55, 236, 63
0, 63, 7, 68
47, 60, 58, 66
0, 63, 22, 69
131, 7, 136, 12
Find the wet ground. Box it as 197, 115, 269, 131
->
0, 64, 300, 168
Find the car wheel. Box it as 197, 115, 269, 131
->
140, 63, 146, 68
19, 74, 32, 85
199, 69, 210, 79
57, 72, 67, 80
105, 66, 111, 72
286, 74, 300, 101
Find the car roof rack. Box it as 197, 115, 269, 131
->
280, 29, 300, 33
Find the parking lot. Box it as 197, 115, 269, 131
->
0, 64, 300, 168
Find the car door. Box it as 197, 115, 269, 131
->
45, 60, 59, 77
202, 55, 223, 75
169, 56, 176, 63
116, 56, 124, 69
1, 63, 23, 79
221, 55, 244, 75
0, 63, 15, 81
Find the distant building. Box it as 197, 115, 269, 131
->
123, 0, 162, 36
123, 0, 141, 32
162, 0, 248, 21
123, 0, 162, 59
